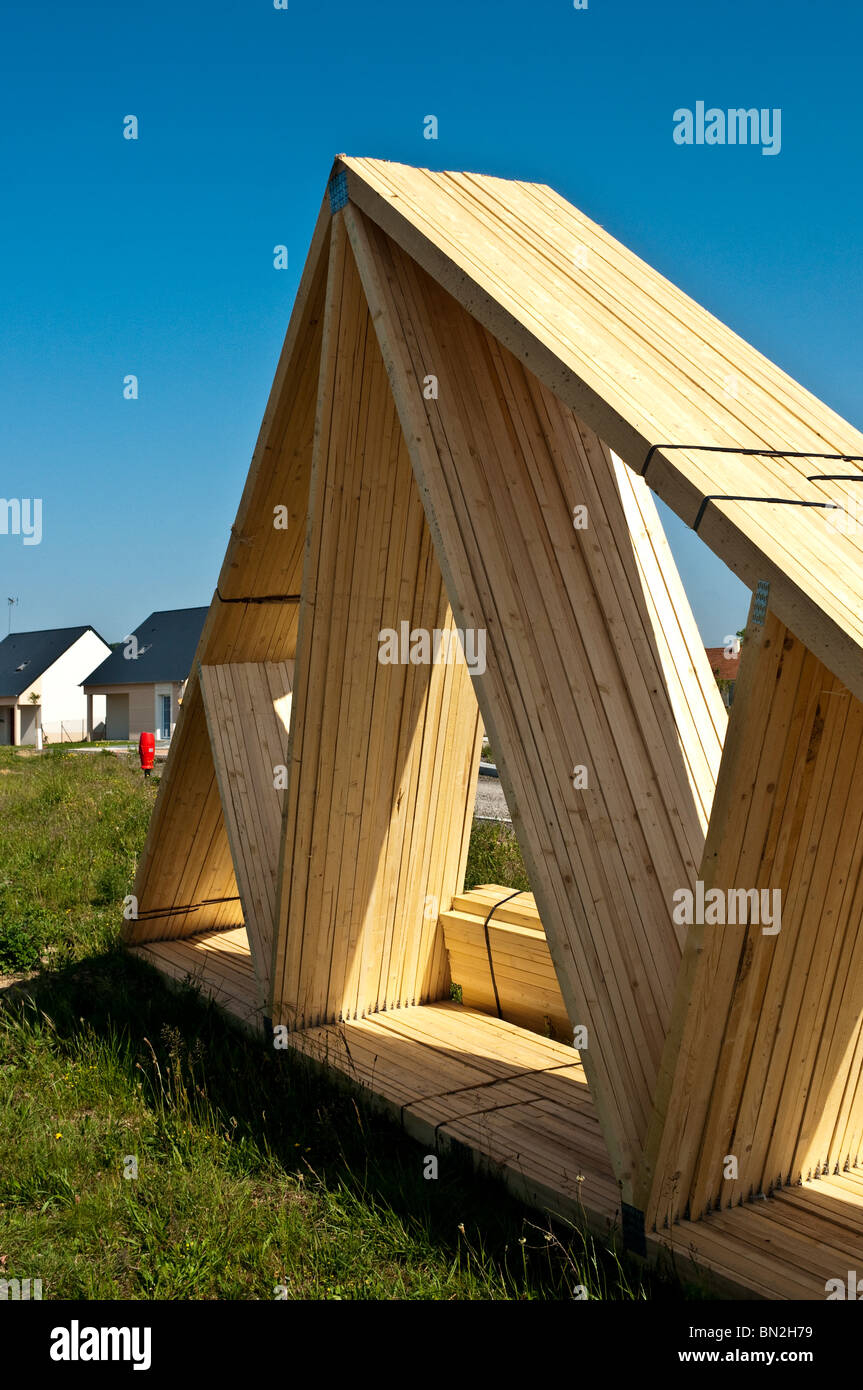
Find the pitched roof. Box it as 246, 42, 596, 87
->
338, 155, 863, 702
83, 607, 208, 688
0, 626, 104, 697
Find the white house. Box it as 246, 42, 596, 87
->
0, 626, 112, 745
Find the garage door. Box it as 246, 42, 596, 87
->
105, 693, 130, 741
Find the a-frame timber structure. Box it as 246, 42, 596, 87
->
126, 156, 863, 1299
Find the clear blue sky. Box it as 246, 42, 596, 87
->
2, 0, 860, 645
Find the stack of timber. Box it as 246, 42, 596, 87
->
286, 1000, 620, 1236
440, 886, 571, 1041
339, 156, 863, 704
270, 218, 482, 1032
131, 926, 262, 1031
199, 660, 293, 1005
123, 154, 863, 1300
641, 608, 863, 1226
346, 198, 725, 1194
650, 1170, 863, 1300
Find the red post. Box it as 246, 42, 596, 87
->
138, 731, 155, 778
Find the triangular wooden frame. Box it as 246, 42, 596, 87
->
125, 157, 863, 1297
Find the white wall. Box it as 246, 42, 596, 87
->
19, 630, 111, 742
89, 692, 107, 737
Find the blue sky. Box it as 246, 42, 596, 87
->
1, 0, 860, 645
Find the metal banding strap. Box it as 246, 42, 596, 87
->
429, 1067, 577, 1139
216, 587, 301, 605
328, 169, 349, 214
134, 894, 242, 923
640, 443, 863, 480
395, 1060, 577, 1135
692, 494, 839, 533
636, 444, 858, 532
481, 888, 525, 1019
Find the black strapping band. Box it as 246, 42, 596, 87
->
640, 443, 863, 480
481, 889, 525, 1019
692, 495, 839, 532
134, 895, 241, 923
216, 587, 301, 605
398, 1059, 576, 1133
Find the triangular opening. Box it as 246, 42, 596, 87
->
124, 673, 258, 1025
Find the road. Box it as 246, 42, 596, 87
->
473, 769, 510, 821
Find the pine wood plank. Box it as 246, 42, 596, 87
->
131, 927, 262, 1028
199, 661, 293, 1004
270, 220, 481, 1030
340, 156, 863, 701
646, 607, 863, 1225
345, 203, 721, 1200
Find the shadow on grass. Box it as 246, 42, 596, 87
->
0, 945, 707, 1301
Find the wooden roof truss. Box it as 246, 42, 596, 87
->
125, 157, 863, 1297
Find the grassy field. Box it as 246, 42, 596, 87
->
464, 819, 530, 893
0, 746, 697, 1300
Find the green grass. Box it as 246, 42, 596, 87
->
464, 818, 531, 892
51, 740, 138, 749
0, 747, 698, 1300
0, 745, 155, 970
